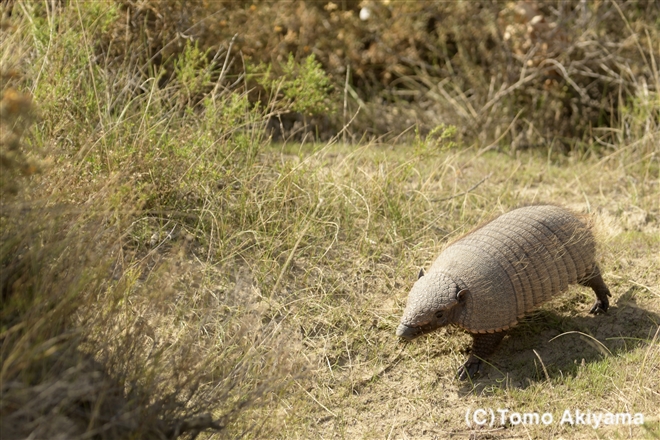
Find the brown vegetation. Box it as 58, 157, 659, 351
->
107, 0, 659, 146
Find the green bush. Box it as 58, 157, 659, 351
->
252, 53, 333, 116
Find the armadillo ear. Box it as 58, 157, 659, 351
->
418, 268, 425, 279
456, 289, 469, 302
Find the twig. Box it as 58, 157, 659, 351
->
433, 173, 493, 203
432, 78, 472, 121
539, 58, 592, 104
212, 33, 237, 99
476, 109, 524, 156
479, 71, 539, 116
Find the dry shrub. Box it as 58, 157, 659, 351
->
1, 188, 298, 438
103, 0, 658, 147
1, 3, 299, 438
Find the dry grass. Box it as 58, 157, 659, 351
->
1, 1, 658, 439
262, 143, 659, 439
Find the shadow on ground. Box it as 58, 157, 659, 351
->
457, 286, 659, 394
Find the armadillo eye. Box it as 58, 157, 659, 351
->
435, 311, 443, 319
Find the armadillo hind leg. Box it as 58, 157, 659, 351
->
578, 265, 611, 314
458, 331, 508, 380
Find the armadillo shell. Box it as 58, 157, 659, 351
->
431, 205, 596, 333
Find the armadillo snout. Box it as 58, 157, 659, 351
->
396, 324, 423, 340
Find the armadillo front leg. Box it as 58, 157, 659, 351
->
579, 265, 611, 314
458, 331, 507, 380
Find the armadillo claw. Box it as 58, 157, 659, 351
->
457, 359, 482, 380
589, 300, 608, 315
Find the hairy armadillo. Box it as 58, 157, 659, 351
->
396, 205, 611, 379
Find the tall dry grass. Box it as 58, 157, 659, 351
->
1, 2, 306, 437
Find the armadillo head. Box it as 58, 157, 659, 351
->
396, 269, 468, 341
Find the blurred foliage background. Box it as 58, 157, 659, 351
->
105, 0, 659, 148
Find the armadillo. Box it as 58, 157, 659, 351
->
396, 205, 611, 379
